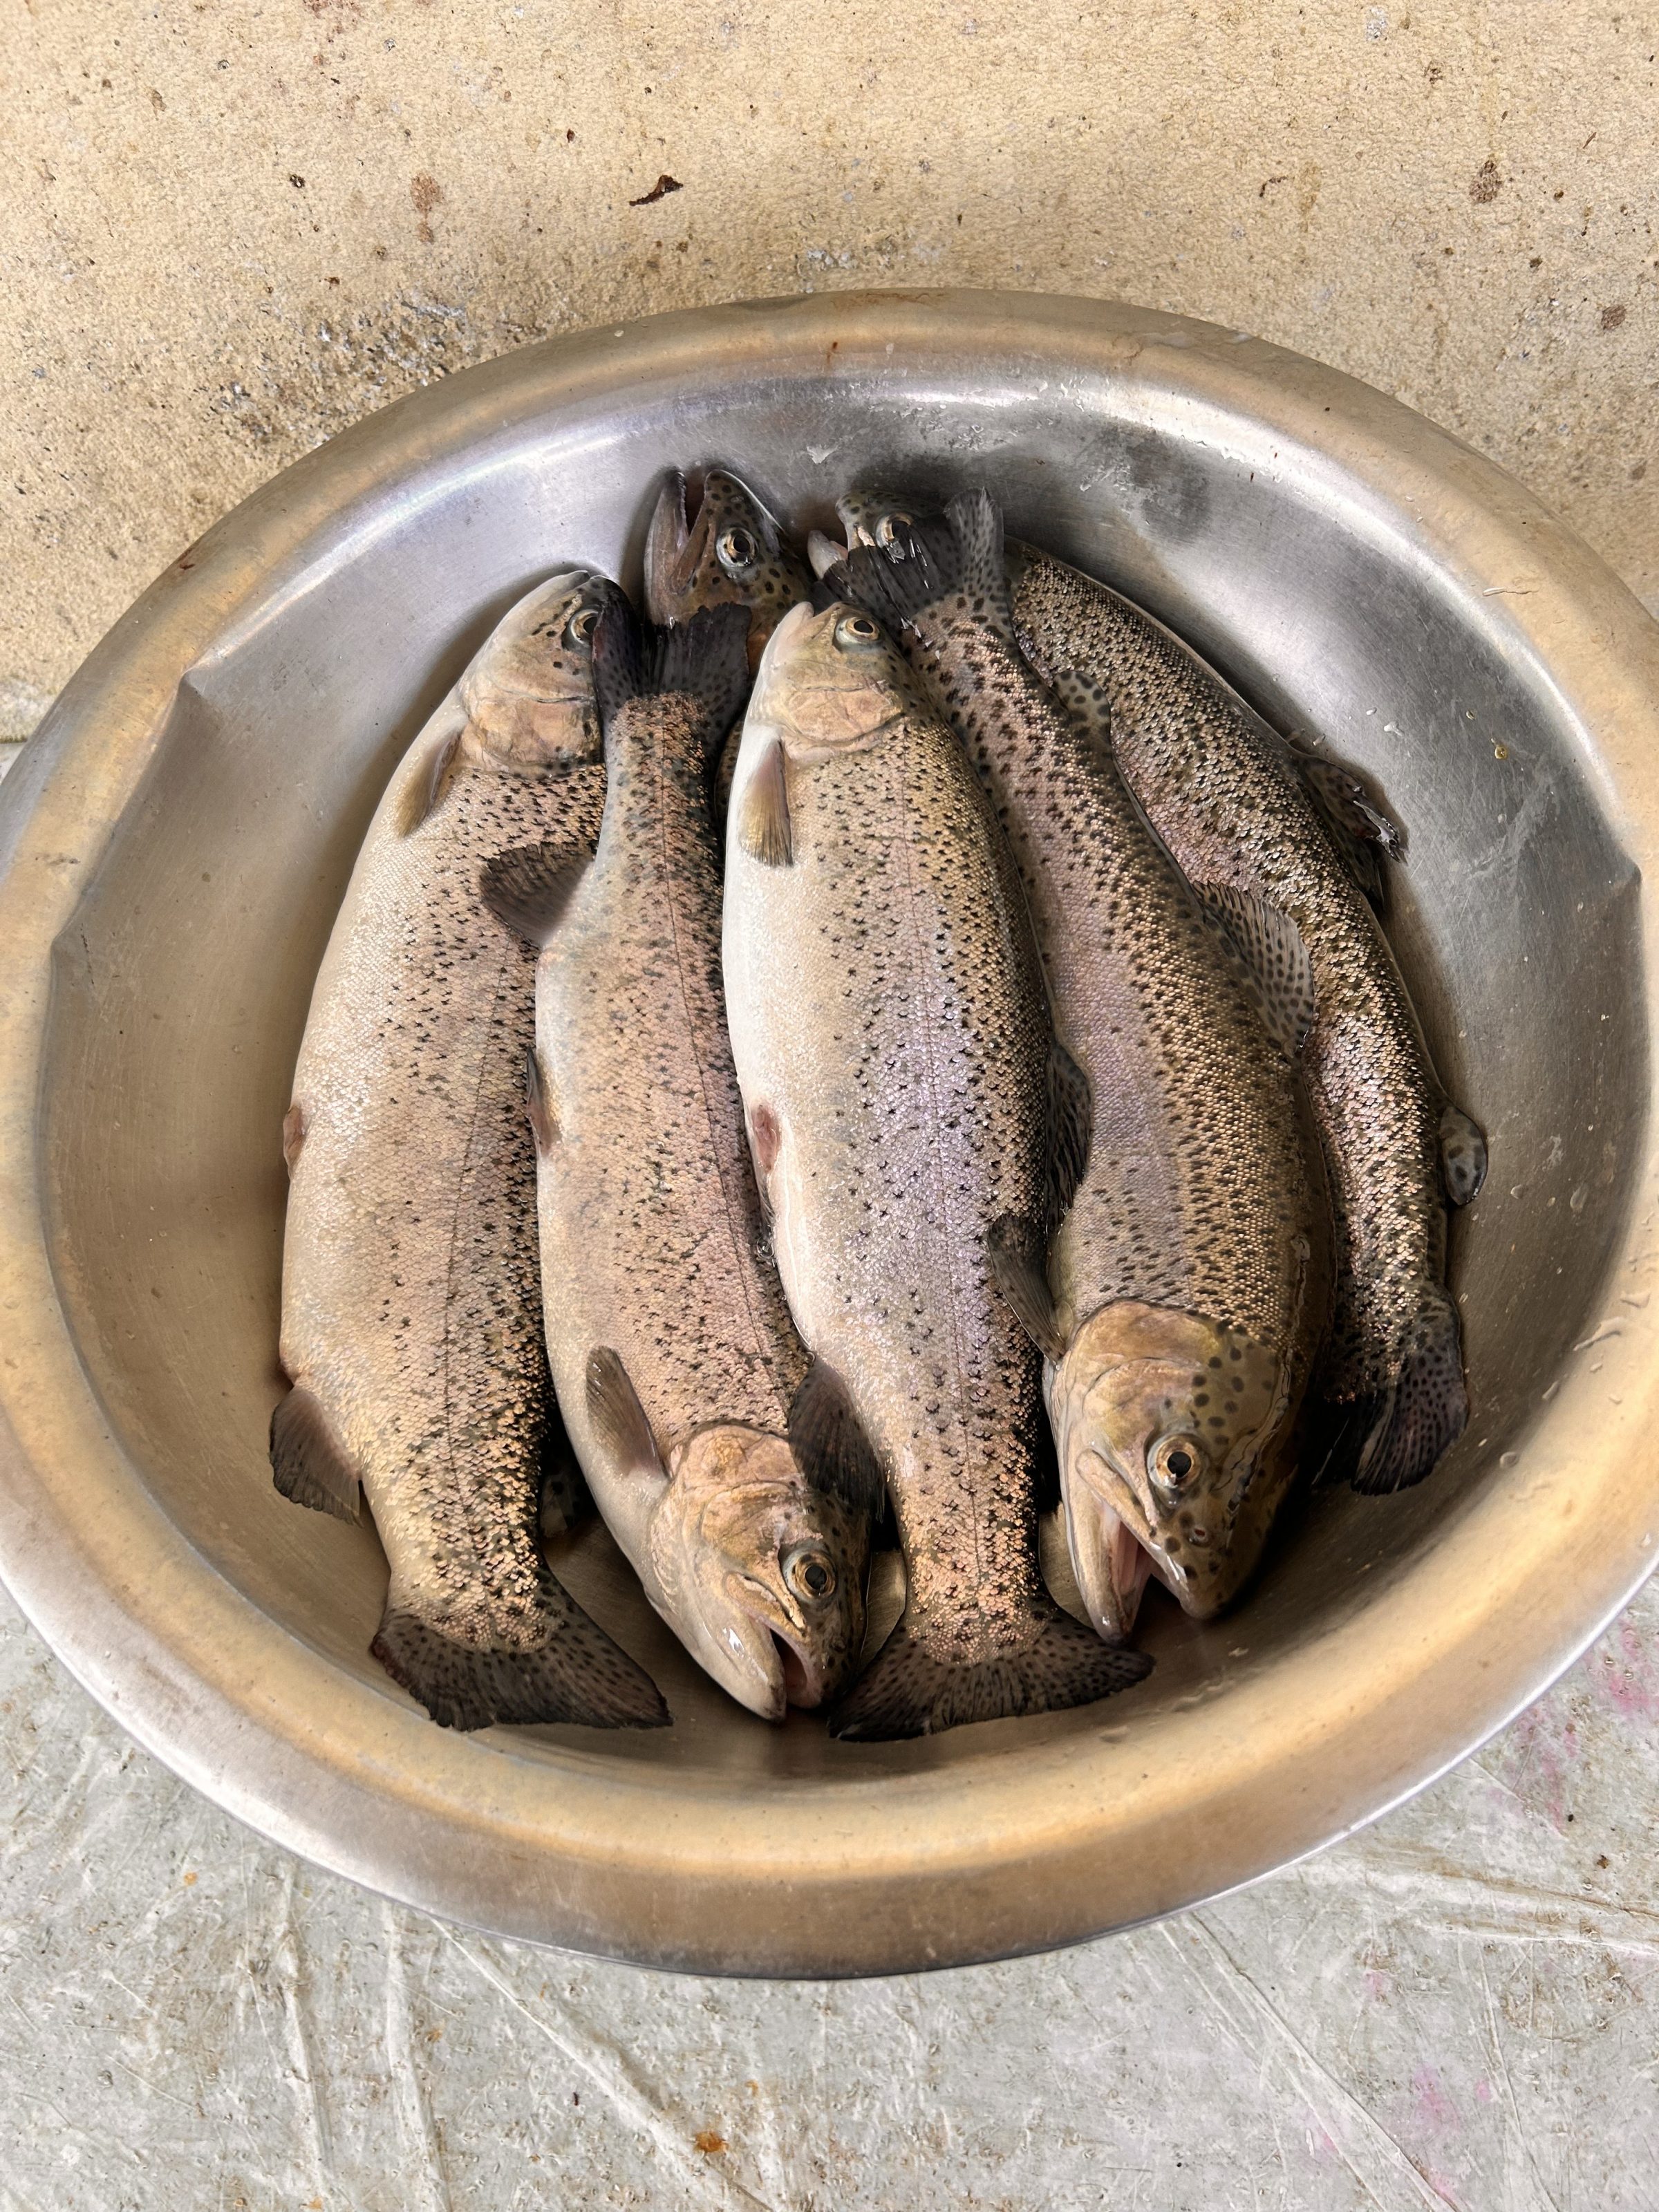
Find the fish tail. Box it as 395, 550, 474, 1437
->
1349, 1282, 1469, 1496
827, 1600, 1151, 1742
371, 1575, 670, 1732
834, 486, 1013, 635
592, 595, 751, 745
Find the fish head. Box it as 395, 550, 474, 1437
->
648, 1425, 870, 1720
748, 599, 919, 760
644, 469, 812, 669
834, 485, 923, 553
458, 569, 625, 771
1049, 1300, 1295, 1635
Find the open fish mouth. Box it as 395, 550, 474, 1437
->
708, 1588, 831, 1720
1064, 1490, 1164, 1638
769, 1627, 819, 1707
1062, 1479, 1223, 1638
645, 469, 755, 606
645, 469, 700, 604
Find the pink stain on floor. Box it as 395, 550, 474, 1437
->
1412, 2062, 1460, 2131
1595, 1619, 1659, 1725
1491, 1702, 1573, 1830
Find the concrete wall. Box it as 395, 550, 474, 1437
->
6, 0, 1657, 753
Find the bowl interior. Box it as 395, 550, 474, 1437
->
35, 339, 1642, 1797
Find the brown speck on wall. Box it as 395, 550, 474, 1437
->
411, 171, 442, 244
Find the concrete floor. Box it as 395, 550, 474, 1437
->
6, 3, 1659, 2206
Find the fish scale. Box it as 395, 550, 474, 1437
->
502, 604, 874, 1722
850, 546, 1316, 1345
537, 691, 805, 1446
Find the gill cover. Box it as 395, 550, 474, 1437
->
1049, 1300, 1295, 1635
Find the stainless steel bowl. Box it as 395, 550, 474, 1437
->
1, 290, 1653, 1977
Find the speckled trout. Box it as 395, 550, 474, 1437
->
832, 494, 1327, 1638
482, 601, 873, 1721
722, 599, 1153, 1738
275, 570, 668, 1732
1010, 552, 1485, 1494
827, 496, 1486, 1493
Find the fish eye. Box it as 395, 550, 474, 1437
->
717, 526, 758, 574
834, 613, 881, 649
565, 604, 600, 647
1148, 1434, 1203, 1492
873, 512, 913, 549
781, 1541, 836, 1604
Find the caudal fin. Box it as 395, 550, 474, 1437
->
371, 1575, 669, 1732
830, 487, 1012, 637
1348, 1285, 1469, 1496
592, 597, 752, 744
828, 1601, 1151, 1742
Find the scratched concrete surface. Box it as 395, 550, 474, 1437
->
8, 4, 1659, 2207
4, 1571, 1658, 2210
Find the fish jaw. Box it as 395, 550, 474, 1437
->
1049, 1300, 1293, 1626
648, 1426, 869, 1718
1060, 1480, 1156, 1640
834, 487, 920, 552
644, 469, 811, 668
644, 471, 697, 615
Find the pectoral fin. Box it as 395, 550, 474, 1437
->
737, 739, 793, 867
281, 1103, 306, 1177
585, 1348, 666, 1479
524, 1049, 558, 1156
398, 713, 466, 837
